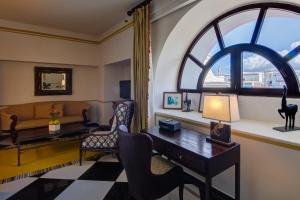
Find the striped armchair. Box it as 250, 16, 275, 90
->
79, 100, 134, 165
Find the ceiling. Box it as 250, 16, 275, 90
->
0, 0, 141, 36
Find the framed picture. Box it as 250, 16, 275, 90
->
163, 92, 182, 109
35, 67, 72, 96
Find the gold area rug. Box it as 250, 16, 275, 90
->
0, 139, 98, 183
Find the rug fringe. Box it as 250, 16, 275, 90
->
0, 160, 79, 184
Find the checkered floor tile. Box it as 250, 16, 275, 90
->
0, 155, 199, 200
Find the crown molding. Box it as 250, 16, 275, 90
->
98, 21, 133, 44
0, 0, 195, 45
0, 21, 134, 45
0, 26, 99, 44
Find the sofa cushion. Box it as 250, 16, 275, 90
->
63, 101, 89, 116
35, 103, 53, 119
58, 116, 82, 124
5, 104, 34, 121
16, 119, 50, 130
53, 103, 64, 117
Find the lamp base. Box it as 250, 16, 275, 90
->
206, 137, 236, 147
210, 121, 231, 143
273, 126, 300, 132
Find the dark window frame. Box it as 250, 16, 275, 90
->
177, 3, 300, 97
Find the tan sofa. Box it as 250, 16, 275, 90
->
0, 101, 90, 132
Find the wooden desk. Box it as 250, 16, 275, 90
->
144, 127, 240, 200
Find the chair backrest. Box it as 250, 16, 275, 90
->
118, 125, 153, 199
113, 100, 134, 131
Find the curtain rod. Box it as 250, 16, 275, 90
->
127, 0, 152, 16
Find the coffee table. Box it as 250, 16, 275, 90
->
16, 123, 93, 166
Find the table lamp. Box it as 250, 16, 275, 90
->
202, 94, 240, 146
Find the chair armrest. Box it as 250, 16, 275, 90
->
1, 112, 17, 131
97, 125, 111, 131
89, 131, 114, 137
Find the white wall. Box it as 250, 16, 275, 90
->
0, 31, 98, 66
102, 59, 131, 123
96, 27, 134, 124
0, 19, 98, 66
151, 2, 197, 71
0, 61, 99, 105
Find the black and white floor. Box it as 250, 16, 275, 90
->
0, 155, 199, 200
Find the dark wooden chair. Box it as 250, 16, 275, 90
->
79, 100, 134, 165
118, 125, 184, 200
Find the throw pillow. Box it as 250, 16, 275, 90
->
35, 103, 53, 119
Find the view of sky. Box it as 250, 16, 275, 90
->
208, 17, 300, 75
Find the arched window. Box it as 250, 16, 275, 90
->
178, 3, 300, 96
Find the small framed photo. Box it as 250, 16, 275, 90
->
163, 92, 182, 110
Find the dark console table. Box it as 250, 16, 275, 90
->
143, 127, 240, 200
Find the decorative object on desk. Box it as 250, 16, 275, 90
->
182, 92, 193, 112
163, 92, 182, 109
159, 119, 181, 132
274, 86, 299, 132
49, 106, 60, 132
202, 94, 240, 146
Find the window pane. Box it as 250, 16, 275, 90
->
288, 54, 300, 83
219, 9, 260, 47
203, 54, 231, 88
191, 27, 220, 65
180, 58, 202, 89
242, 52, 286, 88
258, 9, 300, 56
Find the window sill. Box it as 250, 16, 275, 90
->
155, 109, 300, 150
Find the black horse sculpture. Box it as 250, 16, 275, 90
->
278, 86, 298, 129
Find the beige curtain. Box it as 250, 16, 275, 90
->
133, 5, 150, 132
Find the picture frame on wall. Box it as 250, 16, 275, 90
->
163, 92, 183, 110
35, 67, 72, 96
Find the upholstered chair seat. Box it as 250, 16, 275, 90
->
81, 117, 117, 148
79, 101, 134, 165
151, 155, 175, 175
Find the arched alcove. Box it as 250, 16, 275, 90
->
154, 0, 300, 124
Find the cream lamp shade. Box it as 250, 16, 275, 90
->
202, 95, 240, 122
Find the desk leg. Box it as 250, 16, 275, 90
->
235, 162, 240, 200
205, 176, 212, 200
17, 143, 20, 166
